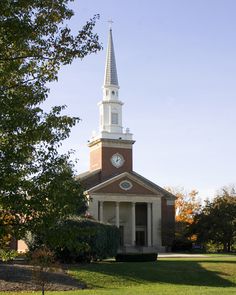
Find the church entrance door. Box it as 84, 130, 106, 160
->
136, 230, 146, 246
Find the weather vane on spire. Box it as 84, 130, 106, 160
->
108, 19, 114, 29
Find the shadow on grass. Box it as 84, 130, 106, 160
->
73, 259, 236, 289
0, 263, 82, 291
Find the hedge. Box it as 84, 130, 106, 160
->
116, 253, 158, 262
25, 217, 120, 262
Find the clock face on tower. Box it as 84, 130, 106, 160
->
110, 153, 125, 168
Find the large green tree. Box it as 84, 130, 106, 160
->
0, 0, 101, 241
190, 186, 236, 252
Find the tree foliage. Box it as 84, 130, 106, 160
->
173, 188, 200, 224
190, 186, 236, 252
0, 209, 15, 248
26, 217, 120, 262
0, 1, 102, 241
165, 187, 200, 250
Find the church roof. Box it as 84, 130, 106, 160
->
131, 171, 176, 200
76, 169, 102, 190
76, 169, 101, 180
77, 170, 176, 200
104, 28, 119, 87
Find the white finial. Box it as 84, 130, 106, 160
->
108, 19, 114, 29
92, 130, 96, 138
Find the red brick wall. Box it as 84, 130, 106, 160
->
89, 140, 133, 180
96, 177, 156, 195
101, 147, 132, 179
161, 198, 175, 248
90, 147, 102, 171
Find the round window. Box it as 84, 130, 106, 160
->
119, 180, 133, 191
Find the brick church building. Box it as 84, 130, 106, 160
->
78, 27, 175, 253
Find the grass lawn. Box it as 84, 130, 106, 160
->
1, 255, 236, 295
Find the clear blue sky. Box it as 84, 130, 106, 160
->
44, 0, 236, 200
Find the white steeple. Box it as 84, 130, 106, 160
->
104, 27, 119, 88
91, 26, 133, 142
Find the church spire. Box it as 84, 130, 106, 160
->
104, 27, 119, 87
90, 25, 133, 142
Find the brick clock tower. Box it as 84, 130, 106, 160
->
88, 28, 135, 180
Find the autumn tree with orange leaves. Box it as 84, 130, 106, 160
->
166, 187, 201, 249
166, 187, 200, 223
0, 209, 15, 249
175, 189, 200, 224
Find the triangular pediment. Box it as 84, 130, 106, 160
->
86, 172, 170, 197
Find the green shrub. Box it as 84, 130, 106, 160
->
0, 248, 17, 262
25, 217, 120, 262
171, 239, 192, 252
89, 221, 120, 260
116, 253, 158, 262
204, 241, 228, 253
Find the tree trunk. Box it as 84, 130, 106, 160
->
223, 242, 227, 252
42, 282, 45, 295
227, 241, 231, 252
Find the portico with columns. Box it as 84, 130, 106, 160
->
98, 201, 155, 248
78, 26, 175, 253
85, 171, 165, 252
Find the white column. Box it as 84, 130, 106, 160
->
115, 202, 120, 228
99, 201, 104, 222
131, 202, 136, 246
147, 203, 152, 247
92, 199, 99, 220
